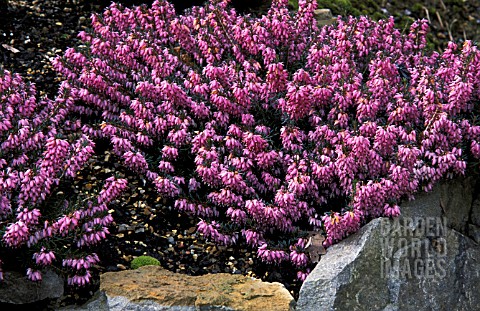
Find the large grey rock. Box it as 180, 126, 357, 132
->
471, 188, 480, 227
59, 291, 109, 311
0, 269, 64, 304
470, 188, 480, 243
63, 265, 295, 311
469, 224, 480, 244
298, 218, 386, 310
297, 178, 480, 311
437, 177, 474, 233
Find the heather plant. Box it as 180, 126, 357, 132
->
0, 70, 128, 285
53, 0, 480, 280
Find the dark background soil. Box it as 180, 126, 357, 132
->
1, 0, 479, 309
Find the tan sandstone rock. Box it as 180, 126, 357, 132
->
99, 265, 295, 311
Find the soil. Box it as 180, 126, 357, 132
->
0, 0, 479, 309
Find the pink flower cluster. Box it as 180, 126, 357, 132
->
0, 71, 128, 285
63, 253, 100, 286
52, 0, 480, 280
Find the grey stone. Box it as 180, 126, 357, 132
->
468, 224, 480, 244
297, 178, 480, 311
438, 177, 474, 233
314, 9, 333, 20
58, 291, 109, 311
396, 184, 444, 220
297, 218, 387, 310
471, 189, 480, 227
0, 269, 64, 304
314, 9, 336, 27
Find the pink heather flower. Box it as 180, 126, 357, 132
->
77, 226, 109, 247
212, 111, 230, 126
188, 178, 201, 192
256, 151, 279, 169
297, 269, 310, 282
295, 238, 307, 249
242, 131, 267, 153
97, 177, 128, 204
208, 188, 240, 206
111, 136, 134, 154
196, 219, 237, 245
241, 114, 255, 126
33, 247, 56, 266
63, 254, 99, 271
167, 128, 190, 147
471, 141, 480, 159
257, 244, 289, 264
67, 270, 92, 287
290, 250, 309, 267
219, 170, 247, 192
157, 160, 174, 173
224, 136, 243, 152
322, 213, 345, 247
3, 221, 29, 247
227, 124, 243, 138
123, 151, 149, 173
27, 221, 57, 247
161, 145, 179, 160
26, 268, 42, 282
226, 207, 247, 223
242, 229, 264, 246
175, 199, 196, 214
197, 219, 220, 240
54, 215, 79, 236
16, 208, 41, 225
383, 204, 401, 218
42, 138, 70, 173
65, 136, 95, 177
230, 156, 253, 172
342, 211, 362, 234
153, 176, 181, 197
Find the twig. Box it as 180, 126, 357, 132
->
422, 6, 431, 24
436, 11, 444, 29
439, 0, 447, 11
446, 19, 457, 42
